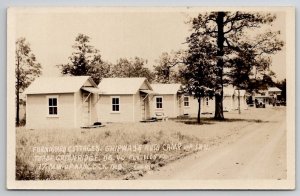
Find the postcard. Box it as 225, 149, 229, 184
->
7, 7, 295, 189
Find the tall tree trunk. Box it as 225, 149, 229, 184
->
214, 94, 224, 119
214, 12, 225, 120
197, 97, 201, 124
16, 88, 20, 126
16, 59, 20, 126
238, 89, 241, 114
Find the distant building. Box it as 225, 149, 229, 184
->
268, 87, 282, 97
254, 86, 282, 105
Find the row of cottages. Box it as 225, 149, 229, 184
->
24, 76, 248, 129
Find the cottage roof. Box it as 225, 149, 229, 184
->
151, 83, 182, 95
24, 76, 97, 94
223, 86, 246, 97
98, 77, 152, 94
268, 87, 282, 92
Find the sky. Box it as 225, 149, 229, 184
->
14, 8, 286, 81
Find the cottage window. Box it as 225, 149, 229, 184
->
156, 97, 163, 109
112, 97, 120, 112
206, 97, 209, 106
48, 97, 58, 115
183, 96, 189, 107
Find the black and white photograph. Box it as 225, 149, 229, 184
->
6, 7, 295, 189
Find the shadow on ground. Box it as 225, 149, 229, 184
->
173, 117, 270, 125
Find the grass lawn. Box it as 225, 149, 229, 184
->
16, 107, 281, 180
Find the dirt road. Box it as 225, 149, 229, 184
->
142, 107, 286, 180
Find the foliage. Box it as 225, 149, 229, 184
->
188, 11, 284, 119
153, 51, 186, 84
111, 57, 154, 82
57, 34, 154, 83
275, 79, 286, 101
15, 38, 42, 94
15, 37, 42, 126
183, 35, 215, 123
57, 33, 111, 84
87, 61, 113, 84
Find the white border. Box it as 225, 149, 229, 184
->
6, 6, 295, 190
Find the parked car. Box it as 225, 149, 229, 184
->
275, 100, 281, 106
246, 96, 254, 107
279, 100, 286, 106
255, 97, 266, 108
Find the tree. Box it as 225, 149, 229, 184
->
228, 35, 282, 113
275, 79, 286, 101
15, 37, 42, 126
87, 61, 113, 84
57, 33, 110, 84
226, 43, 255, 114
189, 12, 283, 120
111, 57, 154, 82
228, 58, 251, 114
153, 51, 186, 84
184, 35, 215, 124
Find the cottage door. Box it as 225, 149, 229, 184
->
141, 95, 146, 120
144, 96, 150, 120
140, 94, 150, 120
82, 93, 91, 126
178, 95, 182, 116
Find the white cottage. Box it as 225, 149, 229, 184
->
24, 76, 99, 129
149, 84, 215, 118
97, 78, 153, 122
232, 89, 248, 110
150, 84, 182, 118
182, 86, 247, 116
223, 86, 248, 111
181, 96, 215, 116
